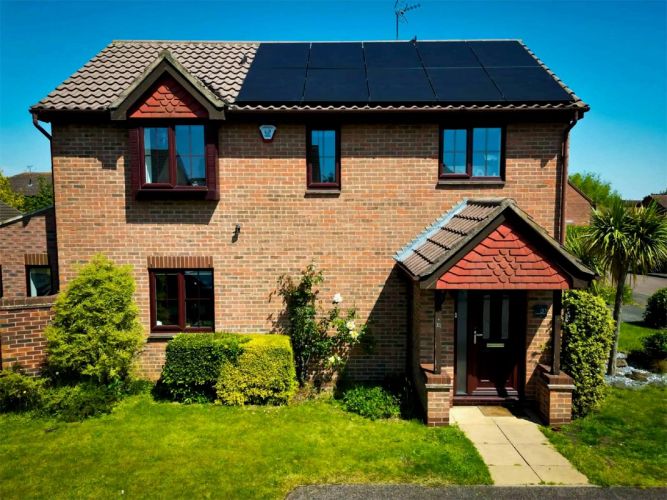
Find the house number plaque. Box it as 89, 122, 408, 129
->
533, 304, 549, 318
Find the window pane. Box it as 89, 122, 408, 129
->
185, 299, 213, 328
156, 300, 179, 326
310, 130, 337, 184
472, 128, 501, 177
144, 128, 169, 183
154, 272, 178, 301
175, 125, 206, 186
28, 267, 51, 297
184, 271, 213, 300
442, 129, 467, 174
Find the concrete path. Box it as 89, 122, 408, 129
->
450, 406, 589, 486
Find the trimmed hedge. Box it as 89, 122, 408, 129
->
158, 334, 247, 403
644, 288, 667, 328
216, 334, 297, 406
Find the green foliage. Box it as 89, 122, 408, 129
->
216, 334, 297, 405
39, 382, 121, 422
569, 171, 622, 207
22, 177, 54, 212
158, 333, 247, 403
0, 370, 45, 412
277, 264, 369, 385
644, 287, 667, 328
341, 385, 401, 420
45, 255, 144, 384
561, 290, 615, 417
0, 169, 25, 211
641, 331, 667, 361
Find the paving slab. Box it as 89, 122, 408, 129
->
532, 465, 590, 485
495, 422, 549, 445
457, 423, 509, 444
514, 443, 573, 467
488, 464, 541, 485
450, 405, 486, 424
476, 444, 525, 466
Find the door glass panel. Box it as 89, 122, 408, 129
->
482, 294, 490, 339
501, 295, 510, 339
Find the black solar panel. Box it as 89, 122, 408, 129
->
235, 68, 306, 102
367, 68, 435, 102
304, 69, 368, 102
418, 42, 479, 68
364, 42, 421, 68
468, 41, 539, 68
250, 43, 310, 69
428, 68, 503, 102
309, 43, 364, 68
486, 67, 571, 101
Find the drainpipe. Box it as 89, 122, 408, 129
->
559, 113, 580, 244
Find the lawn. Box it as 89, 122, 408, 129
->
0, 394, 490, 499
543, 385, 667, 487
618, 321, 661, 353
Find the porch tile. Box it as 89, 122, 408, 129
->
514, 443, 573, 467
475, 444, 525, 466
495, 421, 549, 444
532, 465, 590, 485
457, 423, 508, 444
488, 464, 541, 485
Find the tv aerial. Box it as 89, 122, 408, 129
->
394, 1, 421, 40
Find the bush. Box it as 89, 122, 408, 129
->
216, 334, 297, 406
642, 331, 667, 361
0, 371, 45, 412
644, 288, 667, 328
341, 385, 401, 420
158, 333, 247, 403
561, 290, 615, 417
39, 383, 121, 422
45, 255, 144, 384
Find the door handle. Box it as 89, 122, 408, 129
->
473, 329, 484, 345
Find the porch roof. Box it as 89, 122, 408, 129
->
394, 198, 595, 289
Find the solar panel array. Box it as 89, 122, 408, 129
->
236, 41, 573, 104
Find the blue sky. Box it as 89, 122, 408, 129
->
0, 0, 665, 198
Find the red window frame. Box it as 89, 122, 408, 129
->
149, 268, 215, 335
439, 126, 505, 180
306, 126, 341, 189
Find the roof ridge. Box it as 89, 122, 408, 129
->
110, 39, 524, 44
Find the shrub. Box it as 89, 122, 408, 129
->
216, 334, 297, 405
561, 290, 615, 417
644, 288, 667, 328
39, 383, 120, 422
341, 385, 400, 420
158, 333, 247, 403
0, 371, 45, 412
642, 331, 667, 361
45, 255, 144, 384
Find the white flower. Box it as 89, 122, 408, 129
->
327, 355, 337, 365
349, 330, 359, 340
345, 320, 356, 331
332, 293, 343, 304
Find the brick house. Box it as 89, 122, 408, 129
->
3, 40, 595, 425
564, 180, 594, 226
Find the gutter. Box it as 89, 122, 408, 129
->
559, 112, 581, 243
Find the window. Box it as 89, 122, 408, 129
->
27, 266, 52, 297
141, 124, 206, 188
307, 128, 340, 189
150, 269, 214, 333
440, 127, 503, 180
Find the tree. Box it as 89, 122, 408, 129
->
0, 169, 25, 211
586, 200, 667, 374
570, 171, 622, 207
22, 177, 54, 212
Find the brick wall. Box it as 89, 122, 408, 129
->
536, 364, 574, 425
0, 296, 55, 374
525, 290, 553, 399
50, 119, 566, 378
565, 182, 593, 227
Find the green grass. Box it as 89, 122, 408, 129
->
0, 394, 490, 499
618, 322, 661, 353
543, 386, 667, 487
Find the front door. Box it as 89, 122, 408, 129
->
466, 291, 524, 397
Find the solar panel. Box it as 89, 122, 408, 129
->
428, 68, 503, 102
367, 68, 435, 102
364, 42, 421, 68
235, 68, 306, 102
486, 67, 572, 101
303, 69, 368, 102
468, 41, 539, 68
417, 42, 480, 68
250, 43, 310, 69
309, 43, 364, 68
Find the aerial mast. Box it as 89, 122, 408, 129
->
394, 1, 421, 40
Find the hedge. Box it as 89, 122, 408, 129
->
216, 334, 297, 406
644, 288, 667, 328
158, 334, 247, 403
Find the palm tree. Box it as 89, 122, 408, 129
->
586, 200, 667, 375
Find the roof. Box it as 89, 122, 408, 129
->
0, 205, 54, 228
567, 179, 595, 207
0, 200, 22, 222
32, 40, 588, 116
395, 198, 594, 286
8, 172, 51, 197
643, 194, 667, 210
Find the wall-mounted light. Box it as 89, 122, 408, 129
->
259, 124, 277, 142
232, 223, 241, 243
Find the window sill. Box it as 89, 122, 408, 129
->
305, 188, 341, 197
437, 179, 505, 187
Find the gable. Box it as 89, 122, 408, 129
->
129, 75, 208, 119
436, 222, 570, 290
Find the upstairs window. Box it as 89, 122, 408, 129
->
307, 128, 340, 189
143, 125, 206, 187
26, 265, 52, 297
440, 127, 503, 180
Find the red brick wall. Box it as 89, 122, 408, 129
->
50, 120, 567, 378
0, 296, 54, 374
565, 182, 593, 227
0, 208, 58, 299
525, 290, 553, 399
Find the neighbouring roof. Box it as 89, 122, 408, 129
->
8, 172, 51, 197
643, 194, 667, 210
395, 198, 594, 287
567, 179, 595, 207
0, 205, 54, 228
32, 40, 588, 116
0, 200, 22, 222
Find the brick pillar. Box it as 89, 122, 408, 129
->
536, 364, 575, 425
418, 363, 452, 426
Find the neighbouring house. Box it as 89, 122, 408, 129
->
0, 200, 21, 223
565, 179, 595, 226
1, 40, 595, 425
640, 194, 667, 215
8, 172, 52, 198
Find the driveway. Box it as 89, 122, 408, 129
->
621, 274, 667, 323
